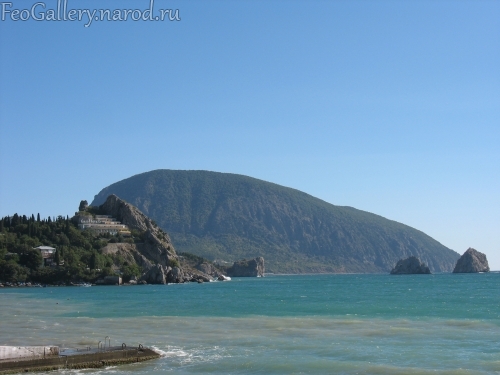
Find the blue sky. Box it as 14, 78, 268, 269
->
1, 0, 499, 268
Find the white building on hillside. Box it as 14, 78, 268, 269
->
33, 246, 56, 267
76, 215, 131, 236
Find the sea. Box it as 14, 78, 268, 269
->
1, 273, 499, 375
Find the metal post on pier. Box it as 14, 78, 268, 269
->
104, 336, 110, 350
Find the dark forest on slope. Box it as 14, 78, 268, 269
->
92, 170, 459, 273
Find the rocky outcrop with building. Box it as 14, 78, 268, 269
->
224, 257, 265, 277
96, 195, 224, 284
99, 194, 176, 268
73, 212, 131, 237
453, 248, 490, 273
390, 256, 431, 274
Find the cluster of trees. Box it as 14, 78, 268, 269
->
0, 213, 141, 284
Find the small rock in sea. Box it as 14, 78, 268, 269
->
390, 256, 431, 274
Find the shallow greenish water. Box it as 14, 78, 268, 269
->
1, 273, 499, 374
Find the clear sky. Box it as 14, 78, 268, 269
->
1, 1, 499, 268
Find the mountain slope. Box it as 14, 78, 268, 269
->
91, 169, 459, 273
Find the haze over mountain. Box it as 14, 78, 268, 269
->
91, 170, 459, 273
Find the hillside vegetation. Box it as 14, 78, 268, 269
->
0, 202, 222, 285
91, 169, 460, 273
0, 214, 141, 284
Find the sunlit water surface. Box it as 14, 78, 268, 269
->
1, 273, 499, 374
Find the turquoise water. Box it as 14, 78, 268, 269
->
1, 273, 499, 374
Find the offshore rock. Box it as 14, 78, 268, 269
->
390, 256, 431, 274
225, 257, 265, 277
453, 248, 490, 273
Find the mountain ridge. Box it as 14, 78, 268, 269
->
91, 169, 459, 273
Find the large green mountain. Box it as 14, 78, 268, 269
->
91, 170, 459, 273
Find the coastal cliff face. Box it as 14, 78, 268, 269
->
453, 248, 490, 273
100, 194, 176, 268
98, 195, 217, 284
225, 257, 265, 277
101, 243, 153, 270
390, 256, 431, 274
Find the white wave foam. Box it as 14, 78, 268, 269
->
151, 345, 188, 358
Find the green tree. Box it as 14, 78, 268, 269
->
122, 263, 141, 282
54, 249, 60, 266
89, 252, 98, 270
169, 258, 180, 268
20, 248, 43, 271
101, 267, 115, 277
0, 260, 28, 282
59, 233, 70, 246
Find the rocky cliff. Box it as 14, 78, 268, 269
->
98, 195, 216, 284
453, 248, 490, 273
100, 194, 176, 267
224, 257, 265, 277
101, 242, 153, 270
390, 256, 431, 274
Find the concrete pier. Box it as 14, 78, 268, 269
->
0, 347, 59, 361
0, 345, 160, 374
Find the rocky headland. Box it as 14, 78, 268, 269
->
96, 195, 266, 284
0, 196, 266, 287
453, 248, 490, 273
390, 256, 431, 274
98, 195, 225, 284
90, 169, 460, 274
100, 194, 176, 268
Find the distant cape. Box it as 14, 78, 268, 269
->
92, 169, 459, 274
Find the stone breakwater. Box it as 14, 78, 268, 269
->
0, 346, 59, 360
0, 346, 160, 374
